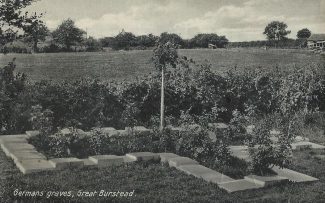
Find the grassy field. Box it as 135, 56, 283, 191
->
0, 48, 324, 82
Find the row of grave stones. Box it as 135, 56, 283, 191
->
0, 134, 321, 193
0, 124, 324, 193
23, 123, 318, 147
54, 123, 228, 141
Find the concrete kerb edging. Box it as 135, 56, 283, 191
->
0, 126, 321, 193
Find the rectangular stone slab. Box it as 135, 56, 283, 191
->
0, 134, 28, 139
60, 128, 72, 135
0, 134, 28, 144
15, 159, 56, 174
218, 179, 264, 193
123, 156, 137, 163
272, 166, 319, 182
0, 138, 28, 144
294, 136, 309, 142
25, 131, 40, 138
2, 143, 35, 150
208, 123, 229, 129
100, 127, 116, 132
11, 151, 46, 163
126, 152, 160, 161
117, 130, 128, 136
177, 164, 234, 184
125, 126, 151, 136
229, 145, 250, 161
100, 127, 119, 137
1, 143, 36, 157
244, 175, 288, 187
294, 144, 312, 150
158, 153, 180, 164
1, 143, 13, 157
49, 158, 84, 169
166, 126, 184, 134
89, 155, 124, 167
80, 158, 98, 168
292, 141, 325, 150
168, 157, 199, 168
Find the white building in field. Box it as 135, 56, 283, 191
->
307, 34, 325, 49
208, 43, 217, 49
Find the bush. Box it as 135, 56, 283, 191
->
1, 50, 325, 138
29, 105, 54, 135
41, 43, 61, 53
175, 125, 215, 163
247, 114, 302, 175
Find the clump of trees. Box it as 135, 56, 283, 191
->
1, 2, 230, 53
297, 28, 311, 39
189, 33, 228, 48
0, 0, 47, 53
229, 22, 312, 49
0, 0, 43, 44
100, 31, 229, 50
52, 19, 86, 51
263, 21, 291, 41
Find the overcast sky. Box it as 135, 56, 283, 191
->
27, 0, 325, 41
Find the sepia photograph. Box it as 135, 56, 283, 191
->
0, 0, 325, 202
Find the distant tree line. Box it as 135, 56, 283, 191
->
227, 39, 307, 49
100, 31, 229, 50
1, 18, 229, 53
229, 21, 312, 49
1, 18, 314, 53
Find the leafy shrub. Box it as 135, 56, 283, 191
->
29, 105, 54, 135
2, 49, 325, 138
213, 157, 249, 179
247, 114, 302, 175
41, 43, 61, 53
0, 59, 29, 134
175, 125, 214, 163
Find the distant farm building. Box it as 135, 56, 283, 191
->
208, 44, 217, 49
307, 34, 325, 50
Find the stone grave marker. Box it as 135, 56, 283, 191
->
177, 164, 234, 184
49, 158, 84, 169
168, 157, 199, 168
126, 152, 160, 161
89, 155, 124, 167
272, 166, 319, 182
16, 159, 56, 174
218, 179, 264, 193
244, 175, 288, 187
158, 153, 180, 164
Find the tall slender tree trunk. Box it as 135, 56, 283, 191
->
160, 68, 165, 132
33, 40, 38, 53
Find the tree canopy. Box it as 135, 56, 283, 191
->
190, 33, 228, 48
24, 23, 49, 52
99, 31, 229, 50
52, 19, 85, 50
263, 21, 291, 41
297, 28, 311, 39
0, 0, 43, 45
111, 30, 136, 50
159, 32, 184, 47
135, 34, 158, 47
153, 42, 178, 71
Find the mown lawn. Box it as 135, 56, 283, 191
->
1, 148, 325, 203
0, 48, 323, 82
